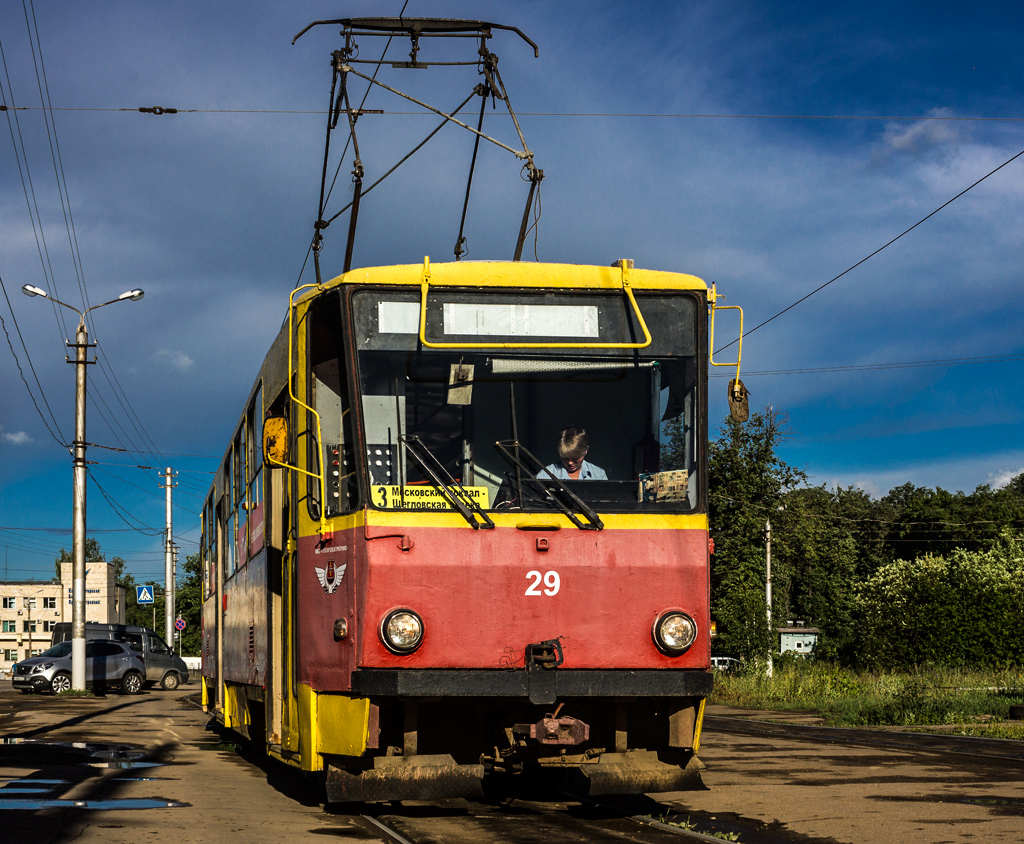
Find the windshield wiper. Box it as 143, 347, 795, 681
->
400, 435, 495, 530
494, 440, 604, 530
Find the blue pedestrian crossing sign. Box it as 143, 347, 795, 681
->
136, 586, 155, 604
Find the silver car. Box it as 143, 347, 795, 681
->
11, 640, 146, 695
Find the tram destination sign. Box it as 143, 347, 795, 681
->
370, 485, 489, 510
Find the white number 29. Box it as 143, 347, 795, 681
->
525, 570, 560, 596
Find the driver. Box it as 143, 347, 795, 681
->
542, 426, 608, 480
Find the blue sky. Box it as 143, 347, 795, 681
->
2, 1, 1023, 583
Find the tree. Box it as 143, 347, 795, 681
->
704, 407, 805, 661
856, 534, 1024, 669
175, 553, 202, 656
775, 486, 858, 660
55, 538, 127, 585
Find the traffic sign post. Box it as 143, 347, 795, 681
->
174, 617, 185, 656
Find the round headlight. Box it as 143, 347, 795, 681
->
653, 611, 697, 655
380, 609, 424, 654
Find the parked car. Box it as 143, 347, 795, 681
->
710, 656, 740, 671
11, 640, 146, 695
50, 622, 189, 690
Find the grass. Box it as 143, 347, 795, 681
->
709, 661, 1024, 739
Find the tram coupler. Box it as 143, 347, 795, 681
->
512, 714, 590, 745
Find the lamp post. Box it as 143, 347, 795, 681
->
22, 284, 144, 690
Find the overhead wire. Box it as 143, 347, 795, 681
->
3, 7, 197, 549
715, 144, 1024, 353
2, 105, 1023, 122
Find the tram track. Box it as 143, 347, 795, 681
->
350, 795, 734, 844
703, 714, 1024, 764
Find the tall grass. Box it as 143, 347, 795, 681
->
709, 660, 1024, 737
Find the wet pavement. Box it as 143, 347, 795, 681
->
3, 687, 1022, 844
0, 684, 369, 843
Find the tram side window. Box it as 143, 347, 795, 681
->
202, 495, 214, 600
223, 452, 236, 578
233, 430, 247, 569
246, 386, 264, 556
306, 294, 357, 519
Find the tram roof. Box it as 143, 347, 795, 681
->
313, 260, 707, 296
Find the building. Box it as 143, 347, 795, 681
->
776, 623, 820, 657
1, 561, 125, 677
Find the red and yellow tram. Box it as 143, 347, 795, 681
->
201, 257, 739, 801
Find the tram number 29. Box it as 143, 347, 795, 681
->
525, 570, 560, 596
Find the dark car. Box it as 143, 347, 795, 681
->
50, 622, 190, 690
11, 640, 146, 695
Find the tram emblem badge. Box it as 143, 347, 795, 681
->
315, 560, 347, 594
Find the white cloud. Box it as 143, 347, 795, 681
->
152, 349, 194, 372
988, 467, 1024, 490
875, 108, 966, 164
0, 425, 32, 446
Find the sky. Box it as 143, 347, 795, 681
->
2, 0, 1024, 584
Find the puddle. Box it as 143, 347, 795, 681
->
0, 798, 188, 810
0, 739, 182, 811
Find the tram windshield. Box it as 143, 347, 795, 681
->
350, 287, 701, 516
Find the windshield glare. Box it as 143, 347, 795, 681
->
350, 289, 701, 514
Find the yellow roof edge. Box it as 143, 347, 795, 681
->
316, 259, 707, 292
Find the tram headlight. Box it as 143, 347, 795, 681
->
380, 608, 424, 654
653, 610, 698, 655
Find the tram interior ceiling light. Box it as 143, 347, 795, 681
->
653, 610, 697, 655
380, 608, 424, 654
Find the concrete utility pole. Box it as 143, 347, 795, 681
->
765, 517, 773, 680
22, 284, 143, 690
164, 467, 174, 645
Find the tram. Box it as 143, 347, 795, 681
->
200, 15, 747, 803
200, 257, 745, 800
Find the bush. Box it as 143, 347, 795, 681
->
854, 539, 1024, 669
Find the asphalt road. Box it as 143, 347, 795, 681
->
2, 687, 1022, 844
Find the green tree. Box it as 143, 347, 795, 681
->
55, 539, 127, 585
775, 486, 858, 660
705, 407, 805, 662
856, 534, 1024, 669
175, 553, 202, 656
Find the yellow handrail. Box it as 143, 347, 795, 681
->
708, 283, 743, 386
417, 256, 653, 350
263, 283, 329, 539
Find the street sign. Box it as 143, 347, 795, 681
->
136, 586, 155, 604
175, 617, 186, 631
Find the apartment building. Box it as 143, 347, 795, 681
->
1, 561, 124, 677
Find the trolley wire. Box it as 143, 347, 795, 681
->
3, 8, 197, 537
3, 105, 1024, 122
715, 144, 1024, 353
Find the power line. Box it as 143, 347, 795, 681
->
2, 105, 1024, 122
716, 144, 1024, 352
710, 351, 1024, 378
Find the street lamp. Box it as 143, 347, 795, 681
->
22, 284, 144, 690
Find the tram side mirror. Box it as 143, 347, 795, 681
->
264, 416, 289, 464
447, 363, 474, 405
728, 379, 749, 423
